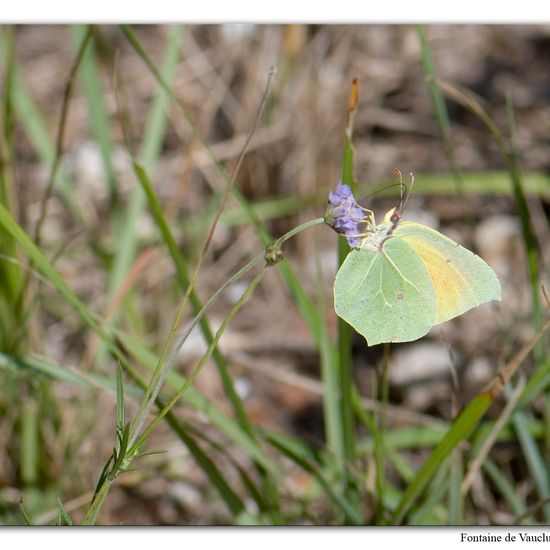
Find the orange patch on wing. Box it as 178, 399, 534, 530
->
401, 235, 473, 323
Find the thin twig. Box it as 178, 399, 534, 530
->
11, 29, 93, 352
230, 350, 446, 429
127, 267, 269, 456
461, 376, 525, 495
33, 27, 93, 247
34, 491, 94, 526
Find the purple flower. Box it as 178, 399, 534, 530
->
325, 182, 366, 247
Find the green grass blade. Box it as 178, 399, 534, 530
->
0, 30, 82, 223
391, 311, 550, 525
0, 26, 24, 351
408, 460, 450, 525
416, 26, 450, 132
11, 357, 253, 521
0, 198, 270, 469
416, 25, 472, 230
359, 424, 448, 453
92, 25, 184, 371
372, 170, 550, 198
448, 450, 463, 525
18, 500, 34, 525
383, 444, 415, 484
0, 200, 269, 520
70, 25, 118, 206
0, 352, 140, 396
0, 202, 102, 335
113, 328, 279, 477
483, 458, 531, 522
126, 268, 268, 459
264, 430, 364, 525
390, 308, 550, 525
505, 93, 544, 358
437, 78, 541, 337
462, 377, 525, 499
160, 414, 253, 521
391, 391, 492, 524
139, 29, 185, 172
133, 160, 279, 518
56, 499, 73, 526
115, 363, 124, 432
107, 25, 183, 304
371, 371, 386, 523
518, 360, 550, 408
337, 83, 359, 508
20, 399, 39, 485
119, 24, 330, 354
512, 409, 550, 521
133, 162, 252, 427
317, 254, 345, 479
214, 171, 550, 232
2, 351, 254, 521
120, 29, 342, 521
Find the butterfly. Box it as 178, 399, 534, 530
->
326, 179, 501, 345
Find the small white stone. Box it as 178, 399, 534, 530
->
225, 281, 249, 304
475, 215, 521, 262
220, 24, 255, 43
234, 376, 253, 400
389, 341, 455, 386
169, 481, 203, 509
467, 357, 494, 387
402, 208, 440, 230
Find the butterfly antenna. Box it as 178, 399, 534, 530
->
401, 172, 415, 213
393, 168, 405, 216
390, 169, 415, 222
386, 168, 405, 232
382, 169, 415, 245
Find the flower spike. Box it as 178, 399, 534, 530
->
324, 182, 370, 247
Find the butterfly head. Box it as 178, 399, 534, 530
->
383, 207, 400, 225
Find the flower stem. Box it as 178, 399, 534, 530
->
127, 218, 325, 451
85, 215, 327, 524
127, 267, 268, 456
128, 216, 325, 454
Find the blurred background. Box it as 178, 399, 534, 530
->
0, 24, 549, 525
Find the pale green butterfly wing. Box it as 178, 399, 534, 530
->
395, 222, 502, 324
334, 237, 437, 345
